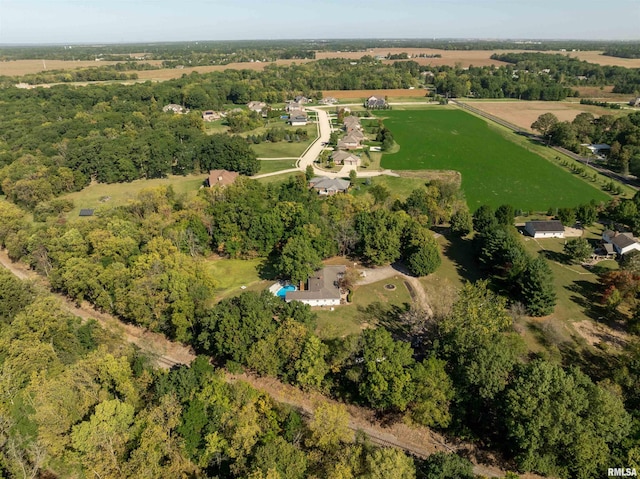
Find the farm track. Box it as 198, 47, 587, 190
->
0, 249, 545, 478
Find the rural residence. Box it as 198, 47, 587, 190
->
285, 265, 346, 306
629, 98, 640, 107
524, 220, 565, 238
343, 115, 362, 132
337, 133, 362, 150
207, 169, 239, 188
247, 101, 267, 113
309, 176, 350, 195
365, 96, 388, 109
163, 104, 188, 114
202, 110, 222, 122
331, 150, 361, 166
602, 230, 640, 256
288, 111, 308, 126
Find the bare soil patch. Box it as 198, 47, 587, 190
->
468, 100, 626, 132
131, 59, 313, 81
574, 85, 636, 101
573, 319, 630, 350
568, 51, 640, 68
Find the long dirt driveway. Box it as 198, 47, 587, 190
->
0, 249, 542, 478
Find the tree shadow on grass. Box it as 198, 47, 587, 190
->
257, 253, 280, 281
565, 279, 605, 322
441, 234, 483, 283
541, 249, 571, 264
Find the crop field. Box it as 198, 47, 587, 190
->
376, 109, 610, 211
465, 100, 630, 132
316, 48, 640, 68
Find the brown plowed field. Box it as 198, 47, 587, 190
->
316, 48, 640, 68
0, 59, 163, 75
467, 100, 629, 131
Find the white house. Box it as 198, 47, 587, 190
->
602, 230, 640, 256
524, 220, 565, 238
288, 111, 308, 126
285, 265, 346, 306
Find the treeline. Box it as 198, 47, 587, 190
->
0, 268, 455, 479
429, 63, 576, 100
530, 111, 640, 177
579, 98, 621, 109
491, 52, 640, 93
604, 44, 640, 59
6, 66, 140, 85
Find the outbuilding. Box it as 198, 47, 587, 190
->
524, 220, 565, 238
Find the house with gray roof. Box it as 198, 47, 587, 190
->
602, 230, 640, 256
337, 133, 361, 150
309, 176, 350, 195
163, 104, 187, 114
288, 110, 308, 126
331, 150, 361, 166
365, 96, 388, 109
524, 220, 565, 238
285, 265, 346, 306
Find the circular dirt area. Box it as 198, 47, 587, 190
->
384, 283, 396, 291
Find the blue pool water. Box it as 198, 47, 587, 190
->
276, 285, 296, 298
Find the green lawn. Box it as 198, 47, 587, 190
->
252, 140, 313, 158
376, 109, 611, 211
258, 159, 298, 174
351, 176, 431, 200
315, 277, 412, 339
204, 257, 265, 301
60, 174, 207, 220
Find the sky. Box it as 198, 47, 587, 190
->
1, 0, 639, 44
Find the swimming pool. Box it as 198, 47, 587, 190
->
276, 284, 297, 298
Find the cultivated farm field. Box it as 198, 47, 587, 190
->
465, 100, 629, 132
376, 109, 610, 210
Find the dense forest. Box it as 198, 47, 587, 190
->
3, 268, 471, 478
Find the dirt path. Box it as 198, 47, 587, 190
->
0, 249, 546, 478
357, 264, 433, 316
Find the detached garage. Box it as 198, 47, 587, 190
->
525, 220, 565, 238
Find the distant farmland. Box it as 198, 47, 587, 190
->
376, 109, 610, 211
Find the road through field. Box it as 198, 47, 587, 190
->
0, 247, 544, 478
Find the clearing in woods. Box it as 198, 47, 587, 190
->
376, 108, 610, 211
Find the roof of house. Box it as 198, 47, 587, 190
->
309, 176, 350, 192
348, 129, 365, 140
612, 234, 638, 250
603, 243, 615, 254
247, 101, 266, 110
603, 229, 616, 238
289, 111, 308, 119
331, 150, 359, 163
344, 115, 361, 126
525, 220, 565, 232
208, 169, 239, 187
162, 104, 184, 113
285, 265, 346, 302
79, 209, 94, 217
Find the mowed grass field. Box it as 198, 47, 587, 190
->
377, 109, 610, 211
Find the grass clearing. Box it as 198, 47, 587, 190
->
376, 109, 611, 211
315, 277, 412, 339
204, 257, 265, 301
258, 159, 298, 174
59, 174, 207, 220
252, 140, 313, 158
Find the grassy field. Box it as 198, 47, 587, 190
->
351, 173, 457, 200
204, 257, 266, 301
60, 174, 207, 219
376, 109, 611, 211
258, 159, 298, 174
315, 277, 412, 339
252, 140, 313, 158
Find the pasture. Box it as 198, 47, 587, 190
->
376, 109, 610, 211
